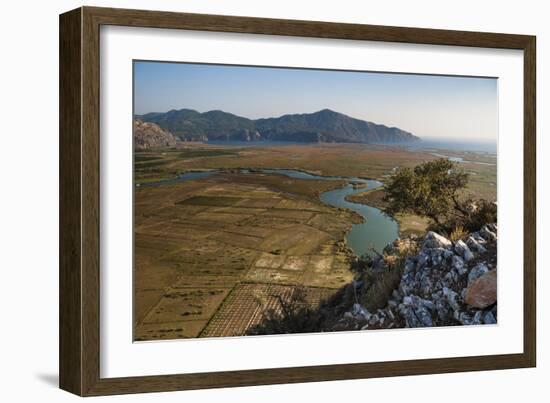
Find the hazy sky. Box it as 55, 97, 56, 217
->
134, 61, 498, 142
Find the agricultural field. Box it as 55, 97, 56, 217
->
134, 143, 497, 340
134, 171, 356, 340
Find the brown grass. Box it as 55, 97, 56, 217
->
449, 225, 468, 242
361, 265, 403, 312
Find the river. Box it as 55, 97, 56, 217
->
138, 169, 399, 257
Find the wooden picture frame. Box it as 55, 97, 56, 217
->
59, 6, 536, 396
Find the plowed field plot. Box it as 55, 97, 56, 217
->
201, 283, 337, 338
176, 196, 243, 206
134, 172, 355, 341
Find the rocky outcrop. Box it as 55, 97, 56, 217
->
423, 231, 453, 249
338, 223, 498, 330
133, 119, 177, 150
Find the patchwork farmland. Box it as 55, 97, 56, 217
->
133, 143, 496, 340
134, 172, 356, 340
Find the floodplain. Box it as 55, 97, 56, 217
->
134, 143, 497, 340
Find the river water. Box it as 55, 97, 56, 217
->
138, 169, 399, 257
260, 170, 398, 256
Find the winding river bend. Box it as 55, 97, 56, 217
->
139, 169, 399, 257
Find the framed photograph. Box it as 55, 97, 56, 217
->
59, 6, 536, 396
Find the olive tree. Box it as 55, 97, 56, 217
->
383, 159, 469, 226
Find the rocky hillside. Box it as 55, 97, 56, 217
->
136, 108, 419, 144
133, 119, 177, 150
247, 223, 498, 336
338, 224, 498, 331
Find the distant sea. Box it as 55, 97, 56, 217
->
405, 138, 497, 154
206, 138, 497, 154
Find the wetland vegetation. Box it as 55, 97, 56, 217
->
133, 141, 496, 340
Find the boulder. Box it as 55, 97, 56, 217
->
482, 311, 497, 324
454, 239, 474, 261
456, 311, 474, 325
423, 231, 452, 249
399, 304, 433, 328
417, 252, 430, 267
467, 235, 487, 253
352, 303, 372, 321
464, 270, 497, 308
442, 287, 461, 311
472, 310, 483, 325
471, 232, 488, 245
384, 237, 418, 255
368, 314, 380, 326
468, 263, 489, 285
443, 249, 455, 259
444, 270, 458, 284
429, 248, 446, 265
480, 225, 497, 242
452, 255, 467, 275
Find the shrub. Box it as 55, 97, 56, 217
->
246, 287, 319, 335
246, 285, 352, 335
463, 200, 497, 231
438, 199, 497, 234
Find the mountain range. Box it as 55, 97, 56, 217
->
136, 108, 419, 144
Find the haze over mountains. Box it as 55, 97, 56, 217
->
136, 108, 420, 144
